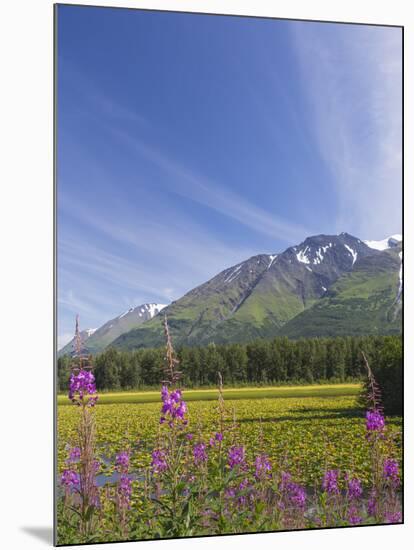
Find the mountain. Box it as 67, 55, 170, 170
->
59, 328, 98, 357
58, 303, 167, 356
111, 233, 402, 350
279, 244, 402, 338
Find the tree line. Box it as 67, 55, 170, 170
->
57, 335, 402, 396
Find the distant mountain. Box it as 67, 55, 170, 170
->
59, 328, 98, 357
58, 303, 167, 356
111, 233, 402, 350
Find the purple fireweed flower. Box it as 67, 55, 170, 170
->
287, 482, 306, 508
69, 369, 98, 406
87, 396, 98, 407
322, 470, 340, 495
151, 449, 168, 474
348, 505, 362, 525
279, 472, 306, 509
347, 477, 363, 500
254, 454, 272, 480
61, 469, 80, 489
193, 443, 208, 465
215, 432, 223, 442
209, 437, 215, 447
228, 446, 245, 469
385, 511, 402, 523
160, 385, 187, 425
186, 433, 194, 441
366, 409, 385, 432
118, 474, 132, 509
115, 451, 130, 473
383, 459, 400, 486
67, 446, 81, 463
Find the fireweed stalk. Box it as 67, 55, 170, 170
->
62, 316, 100, 538
361, 351, 401, 524
150, 315, 192, 535
115, 451, 132, 536
277, 471, 307, 530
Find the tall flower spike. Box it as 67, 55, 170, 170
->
68, 315, 98, 407
228, 446, 245, 469
115, 451, 130, 473
322, 469, 340, 494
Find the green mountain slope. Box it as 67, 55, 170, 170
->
278, 246, 402, 338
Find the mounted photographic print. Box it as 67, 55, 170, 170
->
54, 3, 403, 546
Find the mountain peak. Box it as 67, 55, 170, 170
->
286, 233, 368, 269
58, 302, 168, 356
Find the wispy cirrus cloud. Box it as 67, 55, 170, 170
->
290, 23, 402, 239
59, 190, 258, 286
112, 128, 316, 244
58, 187, 259, 344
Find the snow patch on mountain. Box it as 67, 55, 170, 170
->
267, 255, 278, 269
147, 303, 167, 318
136, 303, 167, 318
344, 244, 357, 266
364, 234, 402, 251
224, 264, 243, 283
296, 247, 310, 264
119, 304, 166, 320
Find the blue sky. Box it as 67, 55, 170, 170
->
57, 6, 402, 348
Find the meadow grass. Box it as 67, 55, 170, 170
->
57, 383, 401, 487
57, 383, 361, 405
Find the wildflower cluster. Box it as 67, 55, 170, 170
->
254, 454, 272, 480
69, 369, 98, 407
118, 475, 132, 510
279, 472, 306, 509
115, 451, 130, 473
61, 469, 80, 490
66, 446, 81, 463
151, 449, 168, 474
228, 446, 246, 469
366, 409, 385, 432
115, 451, 132, 508
193, 443, 208, 465
160, 385, 187, 426
322, 469, 340, 495
383, 459, 400, 487
347, 477, 363, 500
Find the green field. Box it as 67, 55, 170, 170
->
57, 384, 401, 487
57, 383, 361, 405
